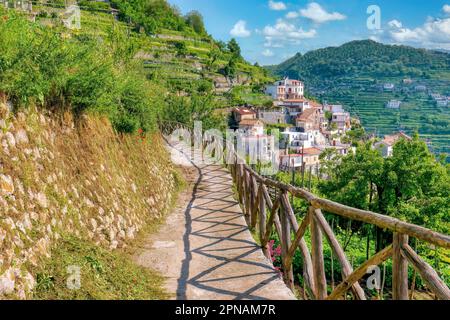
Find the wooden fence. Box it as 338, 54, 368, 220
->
226, 151, 450, 300
161, 122, 450, 300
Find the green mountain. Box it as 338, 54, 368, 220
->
268, 40, 450, 155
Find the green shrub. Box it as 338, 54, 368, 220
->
0, 9, 164, 134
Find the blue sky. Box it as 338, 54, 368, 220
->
168, 0, 450, 65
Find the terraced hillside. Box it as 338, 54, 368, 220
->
30, 0, 271, 108
269, 40, 450, 156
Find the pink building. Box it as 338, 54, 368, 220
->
265, 77, 304, 100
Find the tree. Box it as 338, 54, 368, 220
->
184, 10, 206, 35
318, 136, 449, 234
223, 55, 238, 79
207, 47, 221, 70
216, 40, 227, 52
227, 38, 241, 58
174, 41, 188, 57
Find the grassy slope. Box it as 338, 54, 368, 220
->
31, 236, 170, 300
35, 5, 273, 107
269, 40, 450, 155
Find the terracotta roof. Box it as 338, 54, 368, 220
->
297, 108, 318, 122
303, 147, 323, 155
239, 119, 264, 126
283, 99, 308, 103
309, 101, 323, 108
280, 148, 322, 158
382, 132, 412, 146
234, 107, 256, 115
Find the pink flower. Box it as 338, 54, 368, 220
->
274, 246, 282, 257
268, 240, 282, 262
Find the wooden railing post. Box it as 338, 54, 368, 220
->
258, 185, 270, 260
392, 233, 409, 300
250, 176, 258, 229
401, 244, 450, 300
314, 209, 366, 300
310, 207, 328, 299
237, 164, 243, 204
280, 193, 294, 292
244, 171, 251, 224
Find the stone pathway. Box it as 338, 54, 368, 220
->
134, 141, 295, 300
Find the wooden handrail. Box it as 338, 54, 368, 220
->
241, 163, 450, 249
231, 153, 450, 300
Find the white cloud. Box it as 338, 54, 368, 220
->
264, 40, 284, 48
230, 20, 251, 38
286, 11, 300, 19
262, 49, 275, 57
263, 19, 316, 48
263, 19, 316, 39
268, 1, 287, 11
443, 4, 450, 14
388, 19, 402, 29
300, 2, 346, 24
384, 17, 450, 50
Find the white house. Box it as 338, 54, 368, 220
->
281, 129, 326, 150
324, 104, 344, 113
436, 98, 448, 107
281, 99, 312, 122
430, 93, 442, 100
415, 85, 427, 92
384, 83, 395, 91
386, 100, 402, 109
265, 78, 304, 100
282, 131, 313, 149
374, 132, 412, 157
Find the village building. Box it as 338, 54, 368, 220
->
386, 100, 402, 109
233, 107, 257, 124
328, 141, 353, 156
256, 107, 290, 125
403, 78, 413, 84
265, 78, 304, 100
374, 132, 412, 157
238, 119, 264, 136
415, 85, 427, 92
384, 83, 395, 91
240, 135, 273, 163
324, 104, 344, 114
331, 112, 351, 132
296, 108, 321, 132
279, 147, 322, 171
281, 127, 327, 150
430, 93, 442, 100
436, 98, 448, 107
280, 99, 311, 119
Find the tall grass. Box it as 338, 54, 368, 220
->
0, 9, 161, 134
